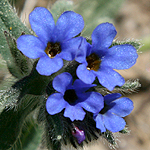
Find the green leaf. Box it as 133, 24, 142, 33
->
113, 79, 141, 94
102, 130, 116, 146
0, 94, 44, 150
10, 120, 42, 150
94, 79, 141, 95
4, 31, 32, 79
0, 18, 13, 62
111, 39, 142, 51
51, 0, 74, 21
0, 0, 31, 39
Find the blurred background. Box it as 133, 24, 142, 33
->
1, 0, 150, 149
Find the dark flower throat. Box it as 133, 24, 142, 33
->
86, 53, 101, 71
45, 42, 61, 58
64, 89, 78, 105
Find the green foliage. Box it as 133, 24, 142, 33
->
50, 0, 125, 37
51, 0, 74, 22
74, 0, 125, 36
86, 38, 142, 51
0, 18, 13, 62
119, 127, 130, 134
4, 31, 32, 79
94, 79, 141, 95
10, 119, 42, 150
111, 40, 142, 51
0, 0, 31, 39
0, 94, 41, 150
102, 130, 116, 146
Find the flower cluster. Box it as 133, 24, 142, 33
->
17, 7, 137, 144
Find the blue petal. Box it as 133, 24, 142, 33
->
104, 93, 122, 105
29, 7, 55, 45
103, 112, 126, 132
53, 11, 84, 42
101, 44, 138, 69
59, 37, 82, 61
95, 67, 125, 91
17, 35, 45, 59
75, 38, 91, 63
46, 93, 67, 115
53, 72, 73, 94
36, 55, 63, 76
80, 92, 104, 113
91, 23, 117, 51
73, 79, 96, 93
76, 64, 96, 84
64, 105, 86, 121
94, 114, 106, 132
109, 97, 134, 117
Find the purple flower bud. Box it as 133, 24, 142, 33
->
72, 126, 85, 144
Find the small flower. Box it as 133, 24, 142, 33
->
46, 72, 104, 121
75, 23, 138, 91
94, 93, 134, 132
17, 7, 84, 76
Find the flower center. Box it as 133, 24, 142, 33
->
45, 42, 61, 58
100, 102, 115, 114
86, 53, 101, 71
64, 89, 78, 105
99, 103, 108, 114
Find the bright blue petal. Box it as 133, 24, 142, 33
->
76, 64, 96, 84
75, 38, 91, 63
73, 79, 96, 93
109, 97, 134, 117
53, 11, 84, 42
104, 93, 122, 105
36, 55, 63, 76
94, 114, 106, 132
59, 37, 82, 61
101, 44, 138, 70
46, 93, 67, 115
95, 67, 125, 91
91, 23, 117, 51
53, 72, 73, 94
17, 35, 45, 59
103, 112, 126, 132
80, 92, 104, 113
29, 7, 55, 45
64, 105, 86, 121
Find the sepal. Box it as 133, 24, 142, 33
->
94, 79, 141, 95
4, 31, 32, 79
111, 39, 142, 51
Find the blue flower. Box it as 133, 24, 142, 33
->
17, 7, 84, 76
75, 23, 138, 91
46, 72, 104, 121
94, 93, 133, 132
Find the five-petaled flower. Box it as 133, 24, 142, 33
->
94, 93, 133, 132
17, 7, 84, 76
46, 72, 104, 121
75, 23, 138, 91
